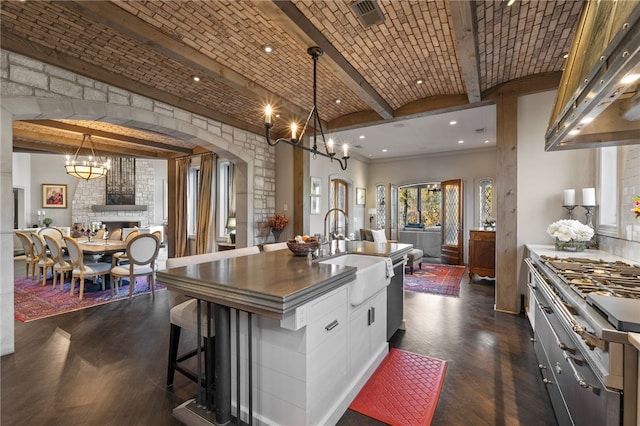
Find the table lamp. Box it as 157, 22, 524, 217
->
226, 216, 236, 244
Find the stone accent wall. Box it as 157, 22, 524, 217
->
71, 158, 155, 228
2, 50, 276, 245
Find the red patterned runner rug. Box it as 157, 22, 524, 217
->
14, 275, 162, 322
350, 348, 448, 425
404, 264, 466, 297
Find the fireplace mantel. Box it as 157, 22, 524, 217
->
91, 205, 148, 212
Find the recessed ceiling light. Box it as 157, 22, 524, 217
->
416, 79, 424, 85
568, 129, 580, 136
562, 52, 569, 59
192, 76, 201, 82
580, 117, 594, 125
275, 114, 280, 118
458, 140, 464, 144
507, 0, 516, 6
335, 99, 341, 104
382, 149, 388, 153
262, 45, 274, 53
359, 135, 365, 139
449, 121, 457, 125
368, 154, 373, 157
484, 140, 489, 143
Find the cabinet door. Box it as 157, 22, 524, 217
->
369, 291, 387, 354
349, 302, 370, 377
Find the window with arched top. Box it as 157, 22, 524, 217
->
329, 179, 348, 235
479, 178, 494, 226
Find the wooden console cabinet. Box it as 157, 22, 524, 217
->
468, 230, 495, 281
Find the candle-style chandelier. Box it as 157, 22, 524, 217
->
64, 134, 111, 180
263, 46, 349, 170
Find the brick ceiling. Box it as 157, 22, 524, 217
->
1, 0, 583, 158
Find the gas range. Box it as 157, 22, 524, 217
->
541, 255, 640, 332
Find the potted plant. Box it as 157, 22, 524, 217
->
42, 217, 53, 227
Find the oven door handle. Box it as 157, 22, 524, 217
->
536, 300, 579, 355
525, 258, 606, 351
563, 351, 601, 395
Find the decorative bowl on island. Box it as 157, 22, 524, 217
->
286, 236, 320, 256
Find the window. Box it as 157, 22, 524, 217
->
599, 146, 617, 229
399, 183, 441, 228
218, 161, 231, 238
479, 178, 494, 225
329, 179, 348, 235
186, 165, 199, 235
375, 184, 386, 229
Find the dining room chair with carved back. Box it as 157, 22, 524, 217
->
111, 229, 140, 266
43, 234, 72, 291
110, 233, 160, 299
31, 232, 55, 286
15, 231, 39, 280
64, 236, 112, 300
163, 245, 261, 387
93, 228, 106, 240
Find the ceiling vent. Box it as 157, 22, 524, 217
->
475, 128, 486, 134
351, 0, 385, 28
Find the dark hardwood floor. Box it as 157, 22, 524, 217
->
3, 259, 556, 425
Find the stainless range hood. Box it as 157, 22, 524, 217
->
546, 0, 640, 151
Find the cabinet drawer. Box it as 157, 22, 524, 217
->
307, 287, 347, 324
307, 302, 347, 353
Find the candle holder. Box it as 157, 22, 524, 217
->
582, 205, 595, 228
562, 205, 576, 220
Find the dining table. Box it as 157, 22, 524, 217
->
74, 238, 128, 255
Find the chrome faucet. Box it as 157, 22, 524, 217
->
323, 208, 349, 255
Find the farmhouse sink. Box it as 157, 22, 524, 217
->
319, 254, 391, 306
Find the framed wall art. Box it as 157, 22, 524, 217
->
356, 187, 366, 205
42, 184, 67, 208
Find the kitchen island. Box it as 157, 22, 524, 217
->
157, 241, 412, 426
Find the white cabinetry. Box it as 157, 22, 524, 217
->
349, 290, 387, 380
233, 286, 348, 426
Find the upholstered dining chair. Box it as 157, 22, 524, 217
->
108, 228, 122, 241
110, 233, 160, 299
93, 228, 105, 239
15, 231, 39, 280
43, 234, 72, 290
111, 229, 140, 265
262, 241, 289, 252
164, 245, 260, 387
31, 233, 55, 286
64, 237, 112, 300
38, 226, 64, 248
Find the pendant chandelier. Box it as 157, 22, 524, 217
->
64, 134, 110, 180
263, 46, 349, 170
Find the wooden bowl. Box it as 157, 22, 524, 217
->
286, 239, 320, 256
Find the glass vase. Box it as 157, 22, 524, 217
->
555, 238, 586, 252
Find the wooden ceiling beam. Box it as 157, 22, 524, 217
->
260, 1, 394, 120
0, 32, 264, 136
12, 129, 167, 159
450, 1, 482, 104
482, 72, 562, 100
21, 120, 192, 154
63, 1, 308, 122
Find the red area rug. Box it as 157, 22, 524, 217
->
14, 275, 162, 322
350, 349, 447, 425
404, 264, 465, 297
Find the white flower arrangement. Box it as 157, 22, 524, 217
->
546, 219, 594, 242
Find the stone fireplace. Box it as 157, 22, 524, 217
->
70, 158, 156, 229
